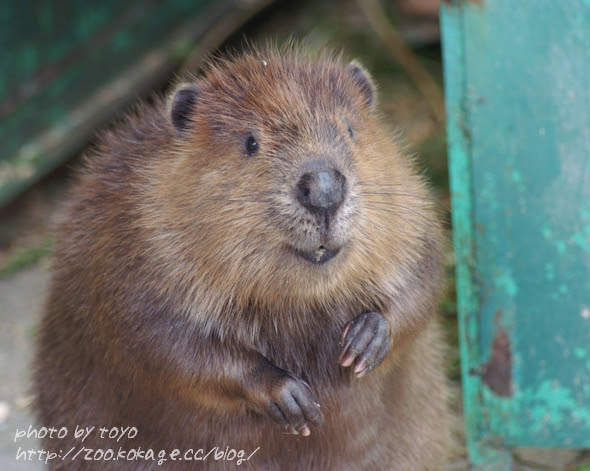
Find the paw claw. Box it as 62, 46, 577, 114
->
299, 424, 311, 436
338, 312, 391, 376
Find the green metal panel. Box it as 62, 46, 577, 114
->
441, 0, 590, 468
0, 0, 267, 206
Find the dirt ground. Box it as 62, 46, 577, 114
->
1, 1, 589, 470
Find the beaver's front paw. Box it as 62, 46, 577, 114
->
247, 363, 323, 436
338, 312, 391, 377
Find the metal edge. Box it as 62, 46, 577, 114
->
440, 1, 512, 468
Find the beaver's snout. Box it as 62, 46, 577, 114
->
292, 163, 349, 264
296, 165, 347, 218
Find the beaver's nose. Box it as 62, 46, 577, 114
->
296, 167, 347, 216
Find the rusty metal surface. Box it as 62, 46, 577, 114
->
474, 323, 512, 398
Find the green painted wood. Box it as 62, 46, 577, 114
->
0, 0, 268, 206
441, 0, 590, 467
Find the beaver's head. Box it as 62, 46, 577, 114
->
151, 47, 436, 309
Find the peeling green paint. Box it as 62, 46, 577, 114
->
572, 231, 590, 254
442, 0, 590, 467
485, 379, 590, 444
555, 240, 567, 255
544, 263, 555, 281
511, 169, 522, 184
495, 270, 518, 297
521, 381, 590, 433
558, 284, 569, 295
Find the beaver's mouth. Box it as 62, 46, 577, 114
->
294, 245, 340, 264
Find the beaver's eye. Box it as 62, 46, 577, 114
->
245, 135, 259, 156
347, 125, 355, 139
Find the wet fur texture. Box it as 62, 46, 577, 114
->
34, 46, 448, 470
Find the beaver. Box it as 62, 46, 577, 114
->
33, 45, 448, 470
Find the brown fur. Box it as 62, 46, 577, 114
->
34, 45, 448, 470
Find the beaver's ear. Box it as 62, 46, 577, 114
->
169, 84, 200, 133
346, 61, 376, 109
